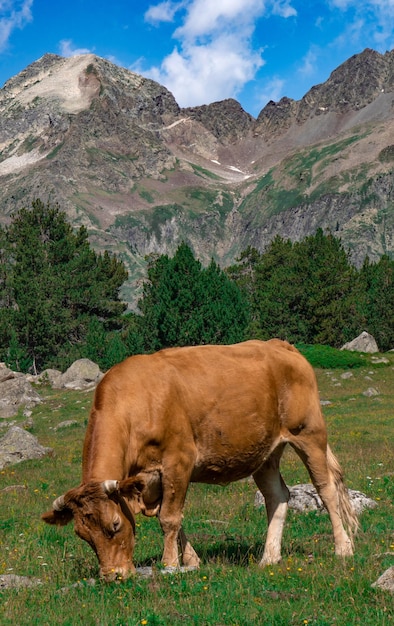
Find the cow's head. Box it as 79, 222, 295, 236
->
42, 473, 161, 581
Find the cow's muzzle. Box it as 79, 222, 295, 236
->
100, 563, 136, 582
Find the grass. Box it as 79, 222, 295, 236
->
379, 145, 394, 163
46, 142, 64, 160
0, 350, 393, 625
283, 135, 362, 181
240, 134, 370, 221
190, 163, 222, 181
296, 344, 366, 369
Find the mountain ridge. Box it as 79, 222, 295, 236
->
0, 48, 393, 303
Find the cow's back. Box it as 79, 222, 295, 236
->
84, 340, 321, 483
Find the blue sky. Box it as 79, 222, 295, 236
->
1, 0, 394, 117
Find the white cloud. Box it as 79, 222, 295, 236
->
144, 1, 183, 24
271, 0, 297, 18
256, 76, 285, 108
329, 0, 394, 49
330, 0, 394, 8
0, 0, 33, 51
141, 0, 299, 107
59, 39, 92, 57
174, 0, 266, 40
298, 47, 318, 78
149, 36, 264, 105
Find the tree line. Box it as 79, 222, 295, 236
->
227, 231, 393, 351
0, 200, 392, 373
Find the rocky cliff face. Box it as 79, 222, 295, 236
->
0, 49, 393, 304
256, 48, 394, 133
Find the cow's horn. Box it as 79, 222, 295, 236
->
101, 480, 119, 494
52, 495, 66, 511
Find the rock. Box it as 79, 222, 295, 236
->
340, 371, 354, 379
37, 368, 62, 386
0, 365, 23, 383
341, 331, 379, 353
363, 387, 379, 397
0, 426, 53, 470
52, 358, 103, 390
184, 98, 254, 143
0, 484, 27, 493
372, 567, 394, 593
0, 376, 42, 419
254, 483, 377, 515
370, 356, 389, 365
0, 574, 42, 589
53, 420, 79, 431
58, 566, 198, 593
58, 578, 97, 593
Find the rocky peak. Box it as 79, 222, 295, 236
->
1, 52, 181, 124
297, 47, 392, 120
255, 96, 297, 138
0, 53, 182, 188
0, 53, 101, 116
255, 48, 394, 136
183, 98, 254, 143
88, 55, 180, 126
2, 53, 63, 91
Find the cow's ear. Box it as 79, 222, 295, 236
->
42, 508, 74, 526
118, 476, 145, 498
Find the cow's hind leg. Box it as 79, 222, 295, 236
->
253, 443, 290, 566
289, 436, 358, 557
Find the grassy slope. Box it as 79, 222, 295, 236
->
0, 351, 393, 625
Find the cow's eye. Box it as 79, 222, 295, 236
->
112, 514, 121, 533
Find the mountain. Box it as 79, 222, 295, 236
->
0, 48, 393, 304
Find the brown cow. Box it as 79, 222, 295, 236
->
42, 339, 358, 580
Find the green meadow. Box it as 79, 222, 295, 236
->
0, 348, 393, 625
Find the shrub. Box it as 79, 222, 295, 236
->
296, 344, 365, 369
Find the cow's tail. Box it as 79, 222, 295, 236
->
327, 444, 359, 542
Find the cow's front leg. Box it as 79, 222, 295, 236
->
159, 458, 194, 568
160, 515, 182, 567
178, 526, 200, 568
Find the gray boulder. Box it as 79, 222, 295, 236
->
0, 370, 42, 418
0, 365, 23, 383
52, 358, 103, 390
341, 331, 379, 353
255, 483, 377, 515
340, 371, 353, 379
53, 420, 79, 431
0, 484, 27, 493
370, 356, 389, 365
363, 387, 380, 397
0, 574, 42, 589
36, 368, 62, 386
372, 567, 394, 593
0, 426, 53, 469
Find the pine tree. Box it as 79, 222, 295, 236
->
138, 243, 249, 350
251, 236, 305, 342
358, 255, 394, 351
200, 259, 250, 344
230, 230, 363, 347
294, 229, 361, 346
0, 199, 128, 371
